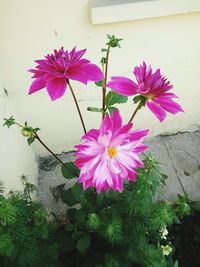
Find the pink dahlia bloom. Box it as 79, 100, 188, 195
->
107, 62, 183, 122
28, 47, 103, 101
74, 110, 149, 193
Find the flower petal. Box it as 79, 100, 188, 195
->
129, 129, 149, 142
107, 76, 138, 96
69, 47, 86, 63
82, 129, 99, 141
46, 78, 67, 101
147, 100, 166, 122
66, 63, 103, 84
29, 78, 45, 94
155, 97, 184, 114
112, 110, 122, 131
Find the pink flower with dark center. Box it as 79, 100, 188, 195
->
74, 110, 149, 193
28, 47, 103, 101
107, 62, 183, 122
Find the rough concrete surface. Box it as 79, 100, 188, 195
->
37, 129, 200, 213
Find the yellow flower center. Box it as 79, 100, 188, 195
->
146, 94, 154, 100
107, 147, 117, 159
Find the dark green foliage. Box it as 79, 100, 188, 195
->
0, 156, 190, 267
60, 155, 190, 267
169, 208, 200, 267
0, 177, 58, 267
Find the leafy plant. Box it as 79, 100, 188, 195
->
0, 177, 58, 267
59, 156, 190, 267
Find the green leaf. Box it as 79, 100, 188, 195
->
59, 233, 75, 252
105, 91, 128, 107
72, 231, 83, 240
65, 223, 75, 232
67, 208, 77, 222
133, 95, 147, 106
95, 80, 103, 87
61, 162, 80, 179
100, 57, 107, 64
108, 107, 118, 115
27, 137, 35, 146
3, 116, 15, 128
174, 260, 179, 267
61, 189, 79, 207
101, 48, 108, 52
76, 233, 91, 254
33, 127, 40, 132
87, 107, 104, 113
71, 183, 84, 201
133, 95, 142, 104
75, 209, 86, 224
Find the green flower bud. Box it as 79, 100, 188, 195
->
21, 127, 34, 137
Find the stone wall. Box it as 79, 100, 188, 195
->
37, 129, 200, 214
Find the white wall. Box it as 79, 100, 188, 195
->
0, 82, 38, 191
0, 0, 200, 159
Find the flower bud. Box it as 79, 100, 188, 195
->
21, 127, 34, 137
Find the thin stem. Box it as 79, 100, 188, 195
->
68, 81, 87, 134
33, 132, 66, 167
128, 102, 143, 123
102, 45, 111, 120
14, 121, 67, 167
15, 122, 24, 127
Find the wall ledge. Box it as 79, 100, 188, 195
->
90, 0, 200, 24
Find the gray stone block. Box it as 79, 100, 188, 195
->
37, 130, 200, 213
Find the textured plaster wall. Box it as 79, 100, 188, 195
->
0, 82, 38, 191
0, 1, 200, 189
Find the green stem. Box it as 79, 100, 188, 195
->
14, 121, 66, 167
128, 101, 143, 123
102, 45, 111, 120
68, 81, 87, 134
33, 132, 66, 167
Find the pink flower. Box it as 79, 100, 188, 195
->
107, 62, 183, 122
28, 47, 103, 101
74, 110, 149, 193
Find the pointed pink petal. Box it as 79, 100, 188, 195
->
155, 97, 184, 114
74, 156, 93, 168
82, 129, 99, 141
107, 76, 138, 96
129, 129, 149, 141
127, 170, 137, 182
112, 110, 122, 131
69, 47, 86, 63
46, 78, 67, 101
157, 92, 178, 99
66, 63, 103, 84
147, 100, 167, 122
115, 123, 133, 136
100, 114, 112, 133
29, 78, 46, 94
133, 145, 148, 154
